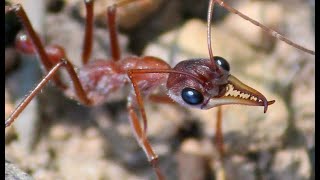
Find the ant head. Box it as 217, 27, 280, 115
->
166, 56, 275, 113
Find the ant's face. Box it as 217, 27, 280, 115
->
167, 57, 274, 112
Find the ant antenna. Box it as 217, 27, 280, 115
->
215, 0, 315, 55
207, 0, 219, 71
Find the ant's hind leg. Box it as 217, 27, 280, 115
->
5, 58, 92, 128
7, 4, 67, 89
127, 103, 165, 180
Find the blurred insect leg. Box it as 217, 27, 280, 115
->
215, 106, 224, 157
214, 107, 227, 180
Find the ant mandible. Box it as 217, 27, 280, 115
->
5, 0, 315, 179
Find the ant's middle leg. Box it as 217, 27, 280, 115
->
106, 0, 145, 61
82, 0, 94, 64
107, 5, 121, 61
5, 58, 92, 128
82, 0, 140, 63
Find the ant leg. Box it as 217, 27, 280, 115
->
214, 106, 224, 157
5, 58, 92, 128
106, 0, 143, 61
83, 0, 141, 62
7, 4, 67, 89
107, 5, 120, 61
82, 0, 94, 64
127, 69, 167, 179
8, 4, 50, 71
127, 70, 149, 133
127, 103, 165, 180
212, 106, 227, 180
213, 0, 315, 55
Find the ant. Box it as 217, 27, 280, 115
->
5, 0, 314, 179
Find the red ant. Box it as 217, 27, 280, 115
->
5, 0, 314, 179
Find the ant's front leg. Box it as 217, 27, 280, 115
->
127, 69, 170, 180
127, 101, 165, 180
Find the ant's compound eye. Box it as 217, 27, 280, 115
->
181, 88, 204, 105
214, 56, 230, 71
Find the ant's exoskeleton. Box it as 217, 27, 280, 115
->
5, 0, 314, 179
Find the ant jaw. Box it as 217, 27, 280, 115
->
202, 75, 275, 113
